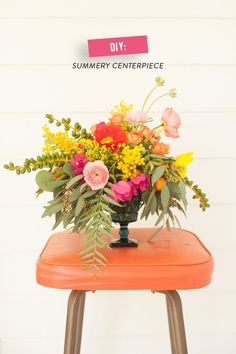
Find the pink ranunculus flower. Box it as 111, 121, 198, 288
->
111, 181, 137, 202
83, 160, 109, 190
161, 108, 181, 138
130, 173, 150, 192
71, 153, 88, 175
126, 111, 149, 123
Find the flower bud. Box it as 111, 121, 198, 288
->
169, 88, 177, 98
155, 76, 165, 86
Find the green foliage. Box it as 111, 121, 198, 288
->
36, 170, 66, 192
151, 165, 166, 185
184, 177, 210, 211
45, 113, 91, 139
4, 153, 72, 174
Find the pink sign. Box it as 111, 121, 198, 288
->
88, 35, 148, 57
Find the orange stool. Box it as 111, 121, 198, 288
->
36, 228, 214, 354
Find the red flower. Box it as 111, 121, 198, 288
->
94, 122, 127, 148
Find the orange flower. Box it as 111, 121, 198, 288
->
151, 141, 169, 155
90, 124, 97, 134
154, 177, 166, 191
109, 113, 124, 125
141, 126, 153, 139
127, 130, 142, 145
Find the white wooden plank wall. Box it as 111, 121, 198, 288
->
0, 1, 236, 353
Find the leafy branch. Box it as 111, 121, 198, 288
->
4, 153, 72, 174
45, 114, 91, 139
184, 177, 210, 211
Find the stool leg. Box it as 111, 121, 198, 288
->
154, 290, 188, 354
64, 290, 86, 354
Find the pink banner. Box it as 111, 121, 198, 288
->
88, 35, 148, 57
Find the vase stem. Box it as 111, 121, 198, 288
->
119, 222, 129, 240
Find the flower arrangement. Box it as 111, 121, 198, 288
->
4, 77, 209, 271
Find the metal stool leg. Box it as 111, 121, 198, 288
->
64, 290, 86, 354
154, 290, 188, 354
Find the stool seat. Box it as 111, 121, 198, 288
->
36, 228, 213, 291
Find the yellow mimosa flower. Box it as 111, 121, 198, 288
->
174, 152, 193, 177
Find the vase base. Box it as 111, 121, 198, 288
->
110, 238, 138, 248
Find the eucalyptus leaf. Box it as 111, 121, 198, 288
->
154, 210, 165, 226
179, 179, 187, 208
148, 226, 164, 241
161, 184, 170, 211
66, 174, 84, 189
42, 203, 63, 218
82, 190, 97, 199
151, 165, 166, 185
102, 195, 121, 207
46, 179, 66, 192
52, 213, 63, 230
35, 170, 54, 191
75, 197, 85, 217
63, 163, 76, 177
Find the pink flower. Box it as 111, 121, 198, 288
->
161, 108, 181, 138
111, 181, 137, 202
126, 111, 149, 123
83, 161, 109, 190
71, 154, 88, 175
130, 173, 150, 192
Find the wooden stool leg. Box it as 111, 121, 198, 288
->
153, 290, 188, 354
64, 290, 86, 354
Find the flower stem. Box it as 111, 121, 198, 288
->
141, 84, 158, 112
145, 93, 170, 113
152, 123, 163, 130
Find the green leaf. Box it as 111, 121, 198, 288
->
104, 187, 116, 196
161, 184, 170, 210
148, 226, 164, 241
179, 179, 187, 208
75, 197, 85, 216
95, 250, 108, 262
42, 203, 63, 217
52, 213, 63, 230
82, 190, 97, 199
167, 182, 181, 196
100, 203, 115, 214
166, 218, 171, 231
63, 163, 76, 177
66, 174, 84, 189
102, 195, 121, 207
35, 170, 54, 191
151, 165, 166, 185
70, 186, 81, 202
174, 215, 181, 228
149, 154, 173, 160
150, 194, 158, 214
154, 210, 165, 226
46, 179, 66, 191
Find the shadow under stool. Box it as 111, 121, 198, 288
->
36, 228, 214, 354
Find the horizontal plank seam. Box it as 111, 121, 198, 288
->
0, 16, 236, 20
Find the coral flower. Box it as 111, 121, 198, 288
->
161, 108, 181, 138
111, 181, 137, 202
94, 122, 127, 148
126, 111, 149, 123
174, 152, 193, 177
71, 153, 88, 175
130, 173, 150, 192
109, 113, 124, 125
151, 141, 170, 155
141, 126, 154, 139
154, 177, 166, 191
127, 130, 142, 145
83, 160, 109, 190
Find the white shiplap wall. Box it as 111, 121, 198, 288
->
0, 1, 236, 353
